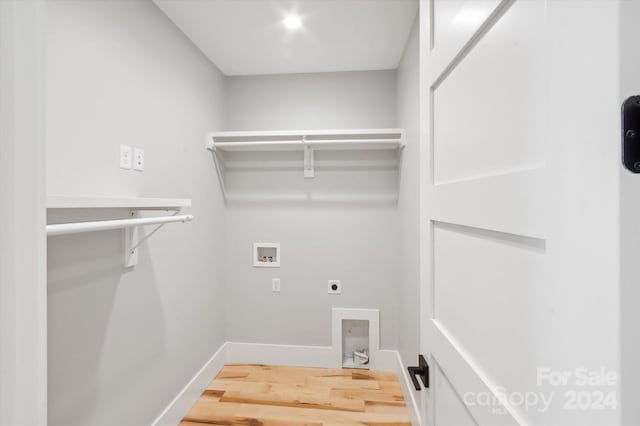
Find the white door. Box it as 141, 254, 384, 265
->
420, 0, 636, 425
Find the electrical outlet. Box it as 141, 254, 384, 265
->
328, 279, 341, 294
133, 148, 144, 171
272, 278, 281, 293
120, 145, 132, 169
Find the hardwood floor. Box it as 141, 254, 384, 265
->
181, 364, 412, 426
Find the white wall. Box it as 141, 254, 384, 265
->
396, 14, 420, 386
45, 2, 225, 425
0, 1, 47, 425
226, 71, 396, 130
223, 70, 401, 350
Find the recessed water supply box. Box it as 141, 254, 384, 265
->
253, 242, 280, 267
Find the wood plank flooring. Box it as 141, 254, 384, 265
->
181, 364, 411, 426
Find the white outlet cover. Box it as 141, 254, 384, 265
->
134, 148, 144, 171
328, 280, 341, 294
120, 145, 132, 169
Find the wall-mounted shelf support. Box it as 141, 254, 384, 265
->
47, 195, 191, 210
303, 138, 314, 178
122, 211, 188, 267
205, 128, 404, 199
47, 197, 193, 267
123, 214, 140, 268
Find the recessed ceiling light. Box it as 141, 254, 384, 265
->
283, 15, 302, 30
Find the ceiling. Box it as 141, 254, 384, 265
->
153, 0, 418, 76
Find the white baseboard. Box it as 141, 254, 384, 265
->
226, 341, 398, 371
152, 342, 421, 426
225, 341, 335, 368
151, 342, 228, 426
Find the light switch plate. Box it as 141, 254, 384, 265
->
272, 278, 281, 293
134, 148, 144, 171
120, 145, 132, 169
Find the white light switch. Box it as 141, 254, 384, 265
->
120, 145, 132, 169
272, 278, 281, 293
134, 148, 144, 171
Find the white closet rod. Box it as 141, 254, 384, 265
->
47, 214, 194, 236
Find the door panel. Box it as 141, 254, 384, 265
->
433, 222, 545, 406
421, 0, 622, 424
433, 0, 545, 184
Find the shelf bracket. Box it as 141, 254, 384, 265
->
123, 210, 190, 267
303, 136, 314, 178
123, 210, 184, 267
123, 211, 139, 268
